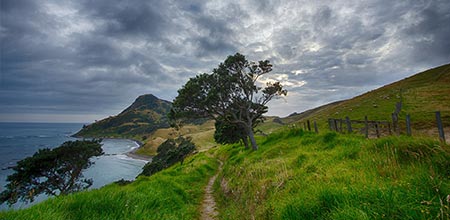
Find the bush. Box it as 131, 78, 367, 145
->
140, 137, 195, 176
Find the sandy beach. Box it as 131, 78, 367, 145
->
125, 140, 153, 161
125, 148, 152, 161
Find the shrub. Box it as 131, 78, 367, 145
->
140, 136, 196, 176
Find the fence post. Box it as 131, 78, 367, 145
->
406, 114, 412, 136
334, 119, 339, 132
436, 111, 446, 143
307, 120, 311, 131
388, 123, 392, 135
364, 116, 369, 138
346, 116, 352, 133
328, 119, 333, 131
392, 113, 398, 134
375, 122, 380, 138
339, 119, 343, 133
314, 121, 318, 133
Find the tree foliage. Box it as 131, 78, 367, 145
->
140, 136, 196, 176
0, 140, 103, 205
214, 117, 249, 148
171, 53, 287, 150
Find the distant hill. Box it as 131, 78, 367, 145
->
74, 94, 172, 139
282, 63, 450, 133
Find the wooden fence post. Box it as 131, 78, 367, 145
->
328, 119, 333, 131
314, 121, 318, 133
388, 123, 392, 135
375, 122, 380, 138
339, 119, 343, 133
345, 116, 352, 133
307, 120, 311, 131
334, 119, 339, 132
436, 111, 446, 143
406, 114, 411, 136
364, 116, 369, 138
392, 113, 397, 134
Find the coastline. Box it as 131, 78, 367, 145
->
125, 147, 153, 161
124, 139, 153, 161
73, 135, 152, 161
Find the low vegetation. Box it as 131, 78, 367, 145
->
140, 136, 196, 176
0, 152, 219, 220
1, 127, 449, 219
213, 128, 450, 219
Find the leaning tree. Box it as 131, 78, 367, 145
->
0, 140, 103, 205
171, 53, 287, 150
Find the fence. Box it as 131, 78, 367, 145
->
300, 111, 447, 143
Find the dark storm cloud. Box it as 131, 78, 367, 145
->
1, 0, 449, 122
190, 15, 238, 57
78, 0, 169, 40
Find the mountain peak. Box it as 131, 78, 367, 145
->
120, 94, 172, 115
74, 94, 172, 138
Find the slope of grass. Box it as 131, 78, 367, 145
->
0, 152, 219, 220
136, 120, 216, 156
2, 128, 449, 220
213, 128, 450, 219
283, 63, 450, 136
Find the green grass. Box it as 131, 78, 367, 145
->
283, 63, 450, 136
213, 128, 450, 220
2, 128, 449, 220
0, 152, 219, 220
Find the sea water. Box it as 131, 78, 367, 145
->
0, 122, 148, 210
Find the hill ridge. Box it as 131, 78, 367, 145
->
74, 94, 172, 139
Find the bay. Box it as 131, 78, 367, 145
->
0, 122, 147, 210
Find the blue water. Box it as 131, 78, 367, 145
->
0, 122, 147, 210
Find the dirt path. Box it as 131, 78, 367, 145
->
200, 160, 223, 220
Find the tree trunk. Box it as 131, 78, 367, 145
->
247, 128, 258, 150
242, 136, 249, 149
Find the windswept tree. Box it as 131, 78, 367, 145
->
171, 53, 287, 150
0, 140, 103, 205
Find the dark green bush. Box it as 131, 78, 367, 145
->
140, 137, 196, 176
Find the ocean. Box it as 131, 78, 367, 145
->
0, 122, 147, 210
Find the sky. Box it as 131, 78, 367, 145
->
1, 0, 449, 123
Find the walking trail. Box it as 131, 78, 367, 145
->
200, 160, 223, 220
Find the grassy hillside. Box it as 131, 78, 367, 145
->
74, 94, 172, 140
135, 120, 216, 156
283, 63, 450, 136
2, 129, 448, 219
0, 152, 219, 220
213, 129, 449, 219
